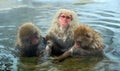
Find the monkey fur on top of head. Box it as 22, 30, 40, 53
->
53, 24, 104, 63
16, 22, 45, 57
45, 9, 79, 57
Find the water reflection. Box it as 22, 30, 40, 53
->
0, 0, 120, 71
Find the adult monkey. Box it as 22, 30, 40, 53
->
45, 9, 79, 58
16, 22, 45, 57
53, 24, 104, 63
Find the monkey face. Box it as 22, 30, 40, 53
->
16, 23, 43, 57
74, 25, 94, 48
21, 33, 39, 45
30, 33, 39, 45
75, 32, 93, 48
18, 23, 40, 46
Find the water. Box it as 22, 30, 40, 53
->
0, 0, 120, 71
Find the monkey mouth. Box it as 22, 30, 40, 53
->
31, 35, 39, 45
76, 41, 81, 48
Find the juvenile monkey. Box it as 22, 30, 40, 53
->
54, 24, 104, 62
16, 22, 45, 57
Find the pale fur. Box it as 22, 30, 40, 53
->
47, 9, 79, 40
45, 9, 79, 57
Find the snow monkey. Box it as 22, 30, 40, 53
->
53, 24, 104, 62
16, 22, 45, 57
44, 9, 79, 58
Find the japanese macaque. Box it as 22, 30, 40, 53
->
53, 24, 104, 62
44, 9, 79, 58
16, 22, 45, 57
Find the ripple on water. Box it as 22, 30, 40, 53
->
94, 10, 119, 17
100, 19, 120, 25
0, 45, 4, 49
104, 47, 120, 60
93, 59, 120, 71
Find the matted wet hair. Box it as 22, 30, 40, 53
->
47, 9, 79, 39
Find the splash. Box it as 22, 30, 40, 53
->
0, 46, 19, 71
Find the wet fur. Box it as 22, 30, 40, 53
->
74, 24, 103, 49
53, 24, 103, 63
16, 22, 44, 57
45, 9, 79, 57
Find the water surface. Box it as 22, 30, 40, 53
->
0, 0, 120, 71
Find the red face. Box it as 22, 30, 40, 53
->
31, 35, 39, 45
58, 13, 72, 28
76, 41, 81, 48
21, 33, 39, 45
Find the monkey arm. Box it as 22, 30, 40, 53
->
57, 50, 71, 61
44, 39, 54, 58
53, 47, 73, 63
89, 49, 103, 56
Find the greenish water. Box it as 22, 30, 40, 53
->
0, 0, 120, 71
18, 57, 103, 71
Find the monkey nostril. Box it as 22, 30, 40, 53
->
76, 41, 81, 47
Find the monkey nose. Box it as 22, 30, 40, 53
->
76, 41, 81, 48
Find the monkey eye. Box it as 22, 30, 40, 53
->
21, 36, 30, 41
85, 33, 91, 38
33, 32, 38, 36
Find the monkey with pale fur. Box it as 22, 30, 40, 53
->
45, 9, 79, 57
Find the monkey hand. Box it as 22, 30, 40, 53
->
52, 57, 61, 63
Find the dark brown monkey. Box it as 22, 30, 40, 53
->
16, 22, 45, 57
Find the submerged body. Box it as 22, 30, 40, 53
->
54, 24, 104, 62
45, 9, 79, 57
16, 23, 45, 57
